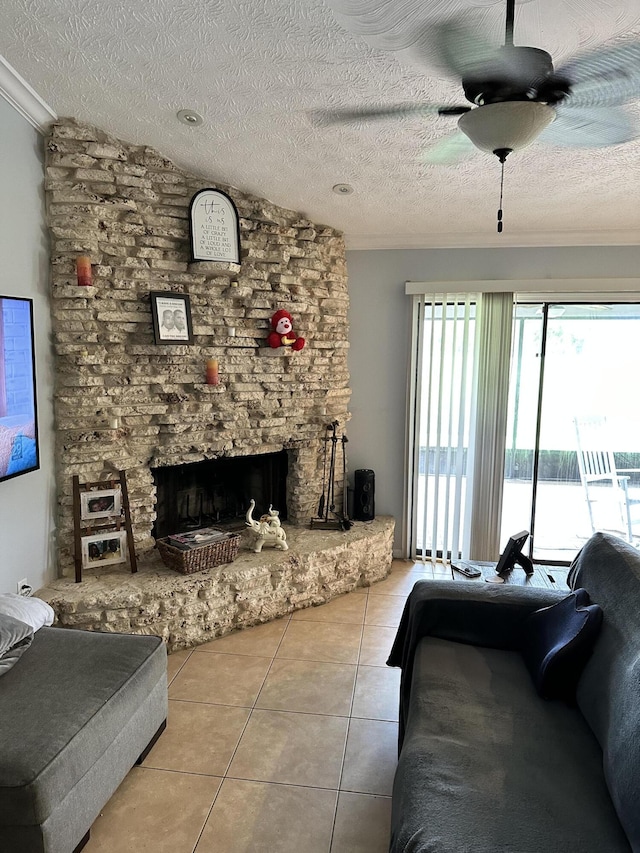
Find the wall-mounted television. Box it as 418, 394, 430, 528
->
0, 295, 39, 483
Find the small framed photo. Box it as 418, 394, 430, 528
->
80, 488, 121, 521
150, 292, 194, 345
81, 531, 127, 569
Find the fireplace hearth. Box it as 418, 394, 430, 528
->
41, 518, 396, 651
152, 451, 288, 539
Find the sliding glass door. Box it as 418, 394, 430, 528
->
408, 292, 640, 566
501, 303, 640, 563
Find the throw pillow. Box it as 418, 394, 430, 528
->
520, 588, 603, 701
0, 593, 55, 631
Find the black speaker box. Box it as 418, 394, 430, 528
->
354, 469, 375, 521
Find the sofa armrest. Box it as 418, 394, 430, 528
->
387, 579, 567, 748
388, 579, 565, 667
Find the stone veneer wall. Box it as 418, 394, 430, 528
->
45, 119, 350, 577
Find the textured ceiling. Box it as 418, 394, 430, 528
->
1, 0, 639, 248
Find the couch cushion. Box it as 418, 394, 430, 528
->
391, 637, 631, 853
519, 588, 603, 700
0, 626, 166, 827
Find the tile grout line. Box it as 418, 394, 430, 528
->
327, 590, 370, 852
161, 697, 397, 723
166, 647, 194, 686
229, 589, 374, 852
131, 586, 406, 852
189, 614, 293, 853
221, 612, 294, 773
168, 588, 401, 853
238, 597, 366, 815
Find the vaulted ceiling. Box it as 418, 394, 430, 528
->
1, 0, 639, 248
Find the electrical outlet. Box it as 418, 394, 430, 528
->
17, 578, 33, 597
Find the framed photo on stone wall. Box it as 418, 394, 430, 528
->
80, 488, 121, 521
81, 530, 127, 569
150, 292, 194, 345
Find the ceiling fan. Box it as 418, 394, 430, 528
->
318, 0, 640, 229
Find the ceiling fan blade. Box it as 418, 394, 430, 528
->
559, 40, 640, 108
324, 0, 456, 59
312, 104, 469, 126
423, 131, 479, 165
431, 17, 511, 80
538, 106, 638, 148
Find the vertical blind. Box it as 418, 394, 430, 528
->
407, 291, 513, 563
469, 291, 514, 560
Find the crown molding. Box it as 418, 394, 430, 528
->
405, 278, 640, 297
0, 54, 56, 132
345, 230, 640, 251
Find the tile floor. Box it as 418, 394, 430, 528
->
83, 559, 445, 853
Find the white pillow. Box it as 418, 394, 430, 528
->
0, 593, 54, 631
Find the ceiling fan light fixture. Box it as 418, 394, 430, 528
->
457, 101, 556, 154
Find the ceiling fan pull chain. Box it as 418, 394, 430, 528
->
497, 156, 506, 233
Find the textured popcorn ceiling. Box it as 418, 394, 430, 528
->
1, 0, 639, 248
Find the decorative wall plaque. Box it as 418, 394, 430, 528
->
189, 188, 241, 263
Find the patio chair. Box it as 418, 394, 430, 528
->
574, 416, 640, 543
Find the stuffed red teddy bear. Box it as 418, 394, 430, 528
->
267, 309, 305, 351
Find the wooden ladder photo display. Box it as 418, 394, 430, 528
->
72, 470, 137, 583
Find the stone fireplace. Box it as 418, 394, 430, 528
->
40, 118, 394, 650
45, 119, 351, 577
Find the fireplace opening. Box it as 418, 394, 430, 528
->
152, 451, 289, 540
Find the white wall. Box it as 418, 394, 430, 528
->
0, 97, 54, 592
346, 245, 640, 555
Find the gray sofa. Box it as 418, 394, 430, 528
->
388, 532, 640, 853
0, 625, 167, 853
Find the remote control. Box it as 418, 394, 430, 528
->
452, 562, 482, 579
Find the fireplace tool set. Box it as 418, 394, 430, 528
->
311, 421, 353, 531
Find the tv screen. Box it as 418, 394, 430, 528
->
0, 296, 39, 483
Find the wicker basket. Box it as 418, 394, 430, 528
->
157, 533, 241, 574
